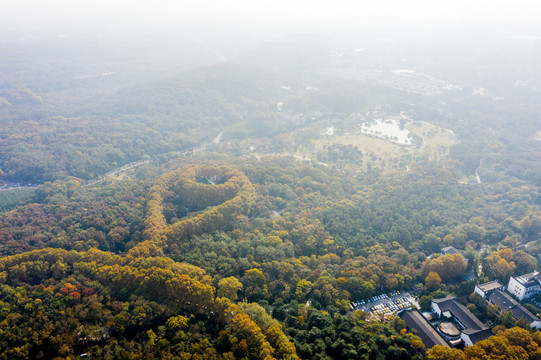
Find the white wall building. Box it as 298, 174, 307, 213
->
508, 271, 541, 301
461, 328, 493, 347
431, 296, 491, 346
474, 281, 503, 299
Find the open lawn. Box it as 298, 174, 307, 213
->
290, 117, 457, 170
408, 121, 456, 149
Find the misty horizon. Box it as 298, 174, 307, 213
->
2, 0, 540, 41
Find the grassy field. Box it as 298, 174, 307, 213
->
291, 118, 457, 170
409, 121, 456, 150
327, 134, 406, 168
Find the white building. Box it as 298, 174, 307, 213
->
474, 281, 503, 299
507, 271, 541, 301
461, 328, 493, 347
431, 296, 491, 346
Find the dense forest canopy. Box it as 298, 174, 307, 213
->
0, 9, 541, 359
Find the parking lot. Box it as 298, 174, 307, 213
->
352, 291, 419, 316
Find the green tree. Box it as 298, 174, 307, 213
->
217, 276, 243, 301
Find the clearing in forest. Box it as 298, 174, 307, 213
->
304, 117, 457, 169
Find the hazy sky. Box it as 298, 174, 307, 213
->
2, 0, 540, 40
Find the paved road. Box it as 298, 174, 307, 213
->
0, 182, 37, 192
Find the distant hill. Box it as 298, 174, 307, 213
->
234, 34, 331, 71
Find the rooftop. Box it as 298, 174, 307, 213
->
462, 328, 493, 344
489, 289, 519, 312
398, 310, 450, 349
441, 246, 462, 256
488, 289, 539, 324
511, 304, 539, 324
432, 295, 456, 304
432, 296, 487, 331
514, 271, 540, 286
476, 281, 503, 293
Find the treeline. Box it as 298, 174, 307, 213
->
0, 115, 200, 182
0, 178, 149, 255
427, 327, 541, 360
316, 164, 541, 254
0, 247, 425, 359
131, 165, 256, 256
0, 59, 413, 183
0, 248, 299, 360
0, 155, 540, 358
0, 188, 36, 213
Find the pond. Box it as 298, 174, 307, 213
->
361, 119, 412, 145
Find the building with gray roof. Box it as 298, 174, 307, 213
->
440, 246, 468, 263
461, 328, 493, 346
431, 295, 490, 346
474, 280, 503, 299
431, 296, 486, 331
398, 309, 450, 349
488, 289, 541, 329
441, 246, 462, 256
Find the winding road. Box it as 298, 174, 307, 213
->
1, 130, 227, 191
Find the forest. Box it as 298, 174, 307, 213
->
1, 25, 541, 360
